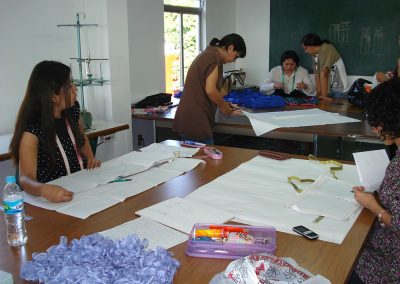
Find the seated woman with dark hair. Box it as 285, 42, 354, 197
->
9, 61, 101, 203
348, 78, 400, 284
260, 50, 315, 97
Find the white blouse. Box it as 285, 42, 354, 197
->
260, 66, 316, 96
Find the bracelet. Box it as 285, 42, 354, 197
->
378, 209, 386, 227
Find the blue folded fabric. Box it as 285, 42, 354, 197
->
20, 233, 180, 284
225, 88, 286, 109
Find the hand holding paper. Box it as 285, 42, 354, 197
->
353, 150, 389, 192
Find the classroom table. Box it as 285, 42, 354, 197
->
0, 121, 130, 161
0, 141, 375, 284
132, 98, 377, 157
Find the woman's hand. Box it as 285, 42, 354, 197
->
41, 184, 74, 203
353, 186, 378, 211
318, 96, 334, 103
86, 158, 102, 170
296, 82, 308, 90
273, 82, 284, 89
220, 102, 241, 115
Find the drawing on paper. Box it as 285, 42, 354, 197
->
329, 22, 350, 43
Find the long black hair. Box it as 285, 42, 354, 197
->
209, 33, 246, 58
10, 61, 82, 169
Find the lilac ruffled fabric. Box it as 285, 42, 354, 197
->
20, 233, 180, 283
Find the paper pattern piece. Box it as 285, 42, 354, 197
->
286, 176, 360, 220
185, 156, 361, 244
100, 217, 188, 250
242, 109, 360, 136
24, 144, 204, 219
136, 197, 235, 234
139, 142, 200, 157
353, 149, 389, 192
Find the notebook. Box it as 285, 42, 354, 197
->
287, 175, 360, 221
353, 149, 389, 192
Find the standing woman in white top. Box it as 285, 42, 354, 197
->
301, 33, 349, 103
260, 50, 315, 97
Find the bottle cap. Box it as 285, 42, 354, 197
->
5, 176, 16, 183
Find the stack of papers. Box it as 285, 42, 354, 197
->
286, 176, 360, 220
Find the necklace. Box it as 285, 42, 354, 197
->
281, 67, 296, 93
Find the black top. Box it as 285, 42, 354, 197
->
24, 101, 86, 183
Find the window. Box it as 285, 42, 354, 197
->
164, 0, 203, 93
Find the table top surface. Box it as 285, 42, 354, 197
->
132, 97, 376, 140
0, 141, 375, 284
0, 121, 129, 161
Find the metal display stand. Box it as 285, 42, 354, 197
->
58, 13, 108, 129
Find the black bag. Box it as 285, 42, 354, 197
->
347, 78, 372, 107
133, 93, 172, 108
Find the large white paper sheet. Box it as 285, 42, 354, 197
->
47, 176, 98, 193
353, 149, 389, 192
24, 144, 204, 219
185, 156, 361, 244
100, 217, 188, 250
139, 143, 200, 157
136, 197, 235, 234
242, 109, 360, 136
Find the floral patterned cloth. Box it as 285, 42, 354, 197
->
355, 149, 400, 283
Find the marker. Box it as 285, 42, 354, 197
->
109, 179, 132, 183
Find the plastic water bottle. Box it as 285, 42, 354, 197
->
2, 176, 27, 246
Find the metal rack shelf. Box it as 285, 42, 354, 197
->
58, 13, 108, 129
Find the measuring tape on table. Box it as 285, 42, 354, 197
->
308, 154, 343, 179
287, 176, 315, 193
287, 156, 343, 224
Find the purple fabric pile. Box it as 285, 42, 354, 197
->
20, 233, 180, 283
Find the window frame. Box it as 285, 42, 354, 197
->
164, 2, 203, 87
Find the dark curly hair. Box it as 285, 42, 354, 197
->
365, 77, 400, 141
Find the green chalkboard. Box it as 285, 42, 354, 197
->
270, 0, 400, 75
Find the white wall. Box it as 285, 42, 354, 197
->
0, 0, 78, 133
204, 0, 237, 72
205, 0, 270, 84
127, 0, 165, 103
104, 0, 133, 159
236, 0, 270, 86
0, 0, 132, 162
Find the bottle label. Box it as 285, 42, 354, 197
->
3, 199, 24, 214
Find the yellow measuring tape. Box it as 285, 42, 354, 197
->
308, 154, 343, 179
287, 156, 343, 223
287, 176, 315, 193
287, 176, 325, 224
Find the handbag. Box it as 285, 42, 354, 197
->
347, 78, 372, 107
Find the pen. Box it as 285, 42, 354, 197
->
109, 179, 132, 183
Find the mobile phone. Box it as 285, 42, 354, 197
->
292, 225, 319, 240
